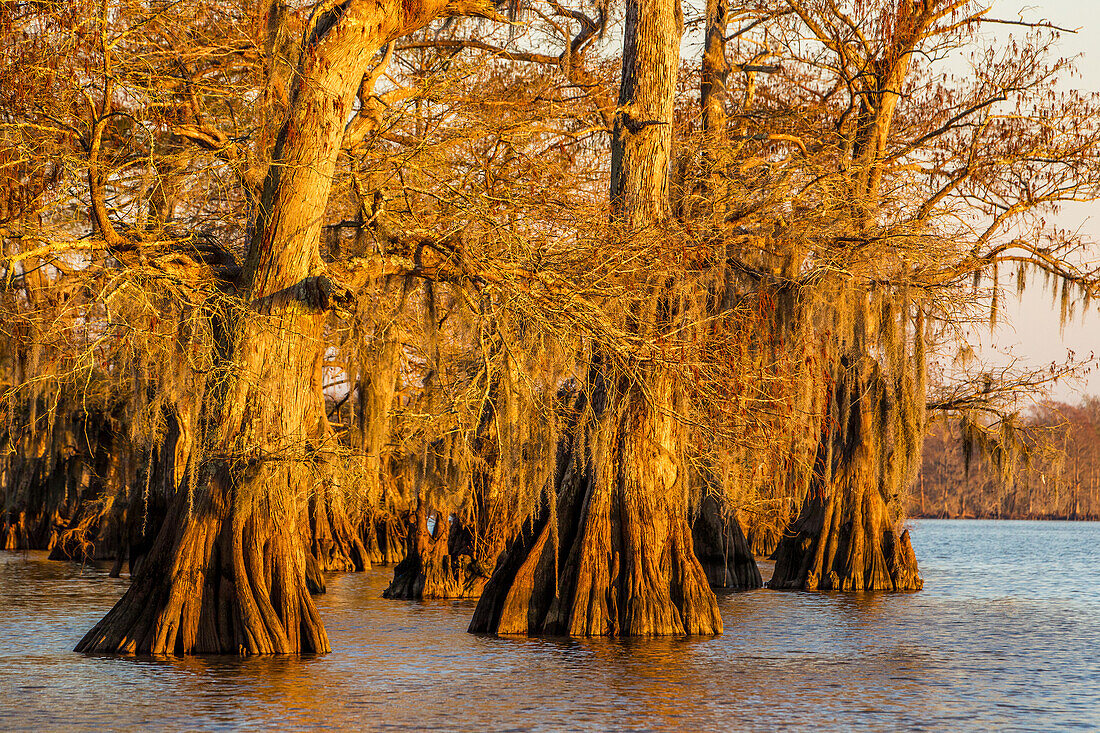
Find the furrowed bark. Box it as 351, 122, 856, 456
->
470, 0, 720, 637
77, 0, 492, 656
769, 359, 923, 592
383, 499, 488, 599
470, 365, 721, 636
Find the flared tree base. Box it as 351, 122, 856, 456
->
76, 479, 330, 656
362, 511, 407, 566
769, 491, 922, 592
383, 552, 488, 599
469, 386, 723, 637
691, 496, 762, 590
308, 492, 371, 576
382, 504, 489, 599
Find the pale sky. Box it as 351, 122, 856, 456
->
673, 1, 1100, 402
979, 1, 1100, 401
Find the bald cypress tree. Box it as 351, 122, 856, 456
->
77, 0, 499, 656
469, 0, 723, 637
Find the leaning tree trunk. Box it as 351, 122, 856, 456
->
77, 0, 486, 655
769, 358, 923, 592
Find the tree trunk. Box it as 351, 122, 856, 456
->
609, 0, 682, 227
697, 0, 729, 222
363, 508, 408, 566
770, 486, 922, 591
470, 364, 721, 636
382, 396, 515, 599
47, 412, 121, 563
769, 360, 922, 592
307, 482, 371, 576
77, 0, 487, 655
691, 494, 761, 590
383, 500, 488, 599
470, 0, 719, 637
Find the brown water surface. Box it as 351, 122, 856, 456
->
1, 519, 1098, 731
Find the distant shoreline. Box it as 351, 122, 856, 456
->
909, 513, 1100, 522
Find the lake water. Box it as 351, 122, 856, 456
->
1, 519, 1098, 731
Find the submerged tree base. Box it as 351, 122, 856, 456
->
76, 469, 330, 656
469, 380, 722, 637
691, 495, 762, 590
307, 489, 371, 590
2, 510, 62, 552
382, 503, 488, 599
363, 511, 407, 566
769, 490, 922, 592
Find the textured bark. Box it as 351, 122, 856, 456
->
471, 0, 719, 637
609, 0, 682, 227
469, 371, 722, 637
769, 487, 922, 592
308, 485, 371, 575
691, 494, 761, 590
363, 509, 408, 566
77, 0, 488, 655
77, 468, 329, 655
383, 500, 488, 599
769, 363, 923, 592
699, 0, 728, 147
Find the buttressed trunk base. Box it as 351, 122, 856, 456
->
76, 0, 493, 656
769, 369, 923, 592
691, 494, 762, 590
383, 501, 488, 599
769, 486, 922, 592
469, 377, 722, 637
76, 468, 329, 655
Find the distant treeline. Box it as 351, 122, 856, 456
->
915, 399, 1100, 520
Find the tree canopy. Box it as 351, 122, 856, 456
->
1, 0, 1098, 651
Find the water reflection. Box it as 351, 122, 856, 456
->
1, 520, 1099, 731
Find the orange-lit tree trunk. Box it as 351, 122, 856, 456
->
764, 4, 941, 593
77, 0, 492, 656
469, 0, 722, 636
383, 498, 488, 599
770, 357, 923, 592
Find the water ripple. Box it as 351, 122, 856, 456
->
1, 520, 1098, 731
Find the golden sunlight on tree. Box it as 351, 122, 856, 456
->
1, 0, 1098, 677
